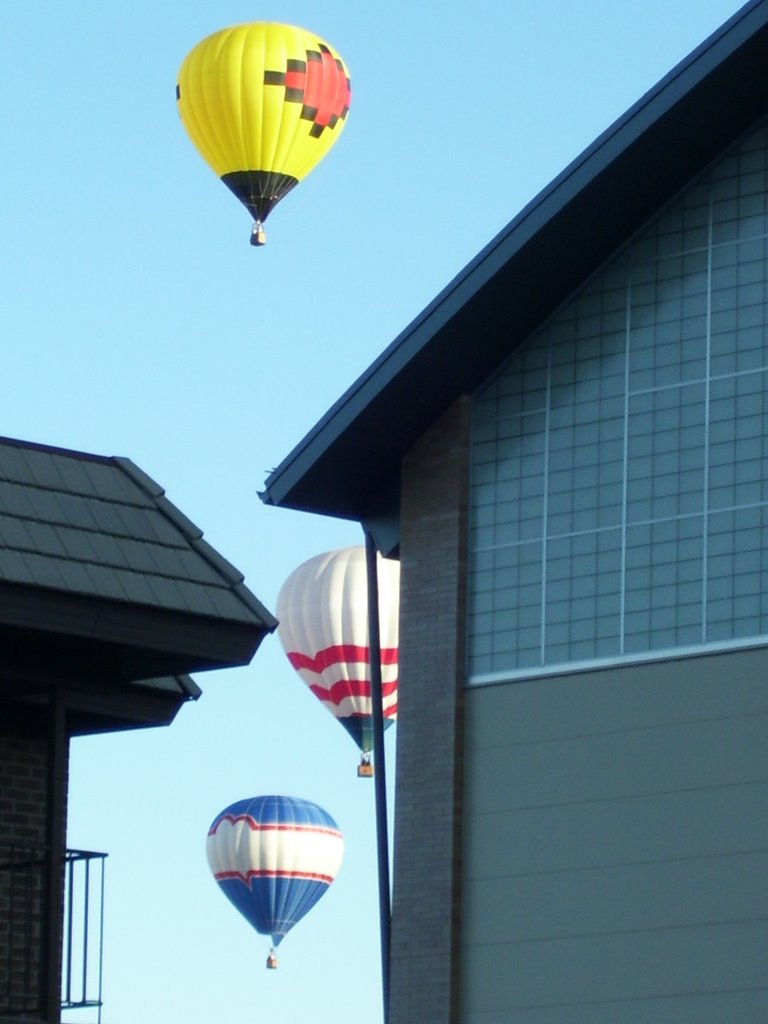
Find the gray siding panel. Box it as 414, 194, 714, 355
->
467, 781, 767, 877
462, 985, 768, 1024
467, 648, 768, 747
465, 850, 767, 946
460, 649, 768, 1021
463, 921, 768, 1014
469, 714, 766, 813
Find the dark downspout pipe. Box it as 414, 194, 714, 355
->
364, 528, 391, 1024
43, 685, 67, 1022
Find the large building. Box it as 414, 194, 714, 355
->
0, 436, 275, 1023
262, 3, 768, 1022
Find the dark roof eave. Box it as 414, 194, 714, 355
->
0, 670, 203, 735
0, 580, 275, 678
261, 0, 768, 522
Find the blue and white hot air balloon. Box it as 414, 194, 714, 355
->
206, 795, 343, 968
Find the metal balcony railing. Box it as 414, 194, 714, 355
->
61, 849, 106, 1021
0, 845, 106, 1023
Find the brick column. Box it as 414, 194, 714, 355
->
389, 396, 470, 1024
0, 726, 49, 1018
0, 703, 69, 1023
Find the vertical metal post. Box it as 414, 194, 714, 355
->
82, 857, 91, 1002
365, 528, 391, 1024
97, 855, 105, 1024
65, 854, 74, 1006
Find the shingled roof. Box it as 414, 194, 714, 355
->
0, 435, 276, 732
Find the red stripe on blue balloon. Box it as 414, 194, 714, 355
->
208, 815, 342, 838
214, 869, 334, 884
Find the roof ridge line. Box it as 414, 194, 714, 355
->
0, 434, 115, 464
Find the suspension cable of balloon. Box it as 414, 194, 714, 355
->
364, 528, 391, 1024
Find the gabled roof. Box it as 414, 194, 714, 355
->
261, 0, 768, 531
0, 435, 276, 731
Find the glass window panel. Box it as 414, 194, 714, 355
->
470, 525, 495, 549
471, 462, 497, 489
471, 550, 494, 573
502, 648, 540, 670
469, 118, 768, 677
470, 591, 494, 618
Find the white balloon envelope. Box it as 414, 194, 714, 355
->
276, 546, 400, 766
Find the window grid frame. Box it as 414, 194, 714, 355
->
468, 121, 768, 682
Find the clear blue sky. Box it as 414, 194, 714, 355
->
0, 2, 744, 1021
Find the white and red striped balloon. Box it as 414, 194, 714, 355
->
276, 546, 399, 756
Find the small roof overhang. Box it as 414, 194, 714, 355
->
0, 435, 277, 734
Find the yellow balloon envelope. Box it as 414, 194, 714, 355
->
176, 23, 351, 245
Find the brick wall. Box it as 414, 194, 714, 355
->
389, 396, 470, 1024
0, 731, 48, 847
0, 718, 65, 1020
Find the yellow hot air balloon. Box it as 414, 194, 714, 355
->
176, 23, 351, 246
